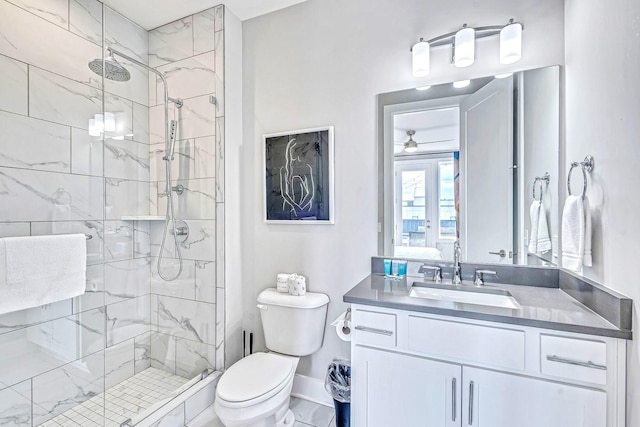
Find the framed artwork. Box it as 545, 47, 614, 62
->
263, 126, 334, 224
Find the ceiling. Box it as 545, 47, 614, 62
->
394, 108, 460, 154
103, 0, 308, 30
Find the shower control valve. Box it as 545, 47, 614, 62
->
172, 184, 185, 195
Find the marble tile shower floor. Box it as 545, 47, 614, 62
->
39, 367, 190, 427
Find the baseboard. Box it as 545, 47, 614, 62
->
291, 374, 333, 407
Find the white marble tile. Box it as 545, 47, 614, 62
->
0, 111, 71, 173
0, 299, 72, 336
215, 117, 225, 203
149, 17, 194, 68
104, 138, 150, 181
195, 261, 216, 303
149, 181, 159, 216
0, 222, 30, 238
157, 296, 215, 345
184, 381, 216, 423
150, 332, 176, 373
105, 338, 135, 389
134, 332, 151, 373
156, 179, 216, 221
150, 219, 215, 261
0, 1, 102, 88
71, 128, 104, 176
5, 0, 69, 29
215, 288, 224, 370
0, 167, 103, 222
105, 6, 149, 106
69, 0, 102, 44
0, 380, 31, 427
0, 55, 28, 115
134, 220, 151, 258
133, 101, 150, 144
186, 406, 224, 427
0, 308, 105, 387
106, 295, 150, 347
150, 293, 159, 331
149, 404, 184, 427
149, 102, 176, 144
150, 139, 196, 182
155, 52, 215, 102
149, 72, 158, 107
180, 95, 216, 140
104, 92, 134, 138
214, 31, 224, 118
215, 203, 224, 286
151, 258, 196, 300
290, 397, 335, 427
104, 258, 151, 305
31, 220, 104, 265
175, 338, 215, 379
193, 8, 215, 55
32, 351, 105, 425
75, 263, 105, 314
103, 220, 134, 261
105, 178, 150, 220
194, 135, 216, 179
29, 67, 102, 130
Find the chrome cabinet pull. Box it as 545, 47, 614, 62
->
354, 325, 393, 336
468, 381, 474, 425
452, 378, 457, 422
546, 355, 607, 370
488, 249, 507, 257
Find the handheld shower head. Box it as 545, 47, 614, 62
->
88, 50, 131, 82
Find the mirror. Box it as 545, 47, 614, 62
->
378, 66, 560, 266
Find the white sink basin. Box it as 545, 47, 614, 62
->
409, 283, 521, 309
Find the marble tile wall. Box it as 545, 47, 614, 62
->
148, 5, 225, 378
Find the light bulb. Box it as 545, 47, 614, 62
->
416, 85, 432, 91
500, 22, 522, 64
453, 80, 471, 89
454, 26, 475, 68
412, 40, 430, 77
495, 73, 513, 79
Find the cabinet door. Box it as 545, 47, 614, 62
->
462, 367, 606, 427
353, 345, 461, 427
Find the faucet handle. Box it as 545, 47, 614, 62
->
474, 269, 497, 287
418, 265, 442, 283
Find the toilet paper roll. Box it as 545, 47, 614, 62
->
331, 312, 352, 342
276, 273, 291, 293
288, 274, 307, 296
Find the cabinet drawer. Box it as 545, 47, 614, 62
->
408, 316, 525, 370
540, 334, 607, 385
353, 309, 396, 347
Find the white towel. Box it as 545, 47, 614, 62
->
562, 195, 587, 272
0, 234, 86, 315
528, 200, 551, 254
583, 196, 593, 267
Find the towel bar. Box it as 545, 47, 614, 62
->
567, 155, 594, 198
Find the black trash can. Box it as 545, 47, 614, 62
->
325, 359, 351, 427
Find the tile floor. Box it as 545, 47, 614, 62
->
40, 368, 190, 427
290, 397, 336, 427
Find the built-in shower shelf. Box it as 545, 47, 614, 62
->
121, 215, 166, 221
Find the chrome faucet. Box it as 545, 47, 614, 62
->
453, 240, 462, 285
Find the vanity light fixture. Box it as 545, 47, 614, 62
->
410, 18, 523, 77
453, 80, 471, 89
403, 130, 418, 153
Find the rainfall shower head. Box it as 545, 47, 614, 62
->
88, 51, 131, 82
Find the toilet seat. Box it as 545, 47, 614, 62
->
216, 353, 296, 408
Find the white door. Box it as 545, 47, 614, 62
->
352, 345, 461, 427
394, 162, 436, 249
459, 78, 514, 263
462, 367, 606, 427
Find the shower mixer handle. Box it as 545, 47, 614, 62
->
172, 184, 185, 195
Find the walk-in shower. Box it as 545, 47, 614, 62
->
89, 48, 185, 282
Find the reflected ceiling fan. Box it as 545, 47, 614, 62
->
397, 130, 455, 153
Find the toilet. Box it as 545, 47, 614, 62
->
214, 288, 330, 427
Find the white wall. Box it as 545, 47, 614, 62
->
564, 0, 640, 423
241, 0, 564, 379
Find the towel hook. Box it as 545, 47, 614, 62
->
567, 155, 594, 198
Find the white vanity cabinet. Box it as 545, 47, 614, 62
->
350, 305, 626, 427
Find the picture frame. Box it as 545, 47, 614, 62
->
263, 126, 335, 224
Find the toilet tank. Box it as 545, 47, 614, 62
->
257, 288, 330, 356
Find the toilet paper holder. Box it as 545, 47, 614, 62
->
342, 308, 351, 334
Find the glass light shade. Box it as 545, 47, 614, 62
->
94, 114, 104, 133
416, 85, 432, 91
495, 72, 513, 79
454, 27, 475, 67
453, 80, 471, 89
403, 141, 418, 153
412, 40, 430, 77
88, 119, 100, 137
104, 112, 116, 132
500, 22, 522, 64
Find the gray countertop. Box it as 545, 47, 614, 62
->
343, 274, 632, 340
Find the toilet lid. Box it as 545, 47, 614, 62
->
217, 353, 295, 403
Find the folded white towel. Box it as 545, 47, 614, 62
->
0, 234, 86, 315
561, 195, 586, 272
583, 196, 593, 267
528, 200, 551, 254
